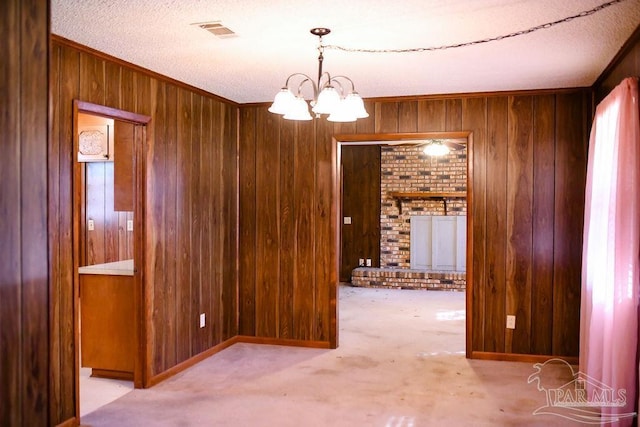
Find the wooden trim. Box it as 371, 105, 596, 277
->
71, 101, 81, 422
51, 35, 239, 107
90, 369, 134, 381
73, 100, 150, 409
330, 134, 339, 349
76, 100, 150, 124
334, 131, 470, 143
134, 124, 147, 388
56, 417, 79, 427
243, 87, 592, 108
470, 351, 579, 365
465, 132, 474, 358
593, 23, 640, 89
333, 131, 474, 355
146, 337, 240, 387
235, 336, 332, 349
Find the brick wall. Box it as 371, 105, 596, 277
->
380, 144, 467, 268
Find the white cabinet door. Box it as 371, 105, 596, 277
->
433, 217, 457, 270
410, 215, 466, 271
410, 216, 432, 269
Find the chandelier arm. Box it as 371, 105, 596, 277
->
318, 71, 332, 90
295, 77, 318, 100
284, 72, 313, 88
329, 75, 356, 93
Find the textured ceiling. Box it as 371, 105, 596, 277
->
52, 0, 640, 104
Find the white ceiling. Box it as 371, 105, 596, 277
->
52, 0, 640, 104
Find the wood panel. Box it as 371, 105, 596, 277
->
417, 99, 446, 131
484, 96, 509, 353
315, 118, 335, 343
114, 120, 135, 211
52, 42, 81, 425
506, 96, 533, 354
49, 37, 239, 424
238, 89, 590, 357
255, 109, 280, 337
462, 97, 487, 353
222, 103, 239, 340
531, 95, 556, 355
175, 88, 193, 363
149, 80, 167, 374
0, 0, 49, 425
340, 145, 382, 281
279, 120, 296, 338
552, 93, 588, 356
239, 107, 257, 336
293, 121, 316, 340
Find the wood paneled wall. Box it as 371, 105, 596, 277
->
340, 145, 381, 281
239, 90, 590, 357
49, 37, 238, 424
239, 111, 339, 344
0, 0, 50, 424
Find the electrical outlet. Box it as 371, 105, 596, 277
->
87, 219, 95, 231
366, 258, 372, 267
199, 313, 206, 328
127, 220, 134, 231
506, 315, 516, 329
343, 216, 352, 225
359, 258, 365, 267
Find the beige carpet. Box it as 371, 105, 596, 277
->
81, 285, 578, 426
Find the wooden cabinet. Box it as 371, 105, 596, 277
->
113, 120, 135, 212
80, 271, 134, 380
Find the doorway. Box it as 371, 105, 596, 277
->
333, 131, 473, 356
72, 101, 150, 416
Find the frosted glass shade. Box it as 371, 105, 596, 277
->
327, 99, 357, 122
312, 86, 340, 114
283, 97, 312, 121
269, 88, 295, 115
343, 92, 369, 118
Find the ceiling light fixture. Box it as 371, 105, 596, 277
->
423, 140, 451, 157
269, 28, 369, 122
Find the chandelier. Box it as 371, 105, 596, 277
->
268, 28, 369, 122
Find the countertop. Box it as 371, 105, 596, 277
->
78, 259, 134, 276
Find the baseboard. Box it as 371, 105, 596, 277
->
235, 335, 332, 349
470, 351, 579, 365
56, 416, 78, 427
146, 336, 240, 387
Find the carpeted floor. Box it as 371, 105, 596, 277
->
81, 285, 579, 426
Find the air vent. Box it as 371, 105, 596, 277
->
192, 21, 236, 38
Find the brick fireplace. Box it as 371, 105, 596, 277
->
351, 143, 468, 291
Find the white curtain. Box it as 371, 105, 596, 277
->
580, 76, 640, 425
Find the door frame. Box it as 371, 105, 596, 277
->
72, 100, 150, 415
332, 131, 473, 357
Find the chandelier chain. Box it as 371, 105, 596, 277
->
323, 0, 626, 54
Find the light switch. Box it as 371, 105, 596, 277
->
127, 220, 134, 231
87, 219, 95, 231
343, 216, 352, 225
